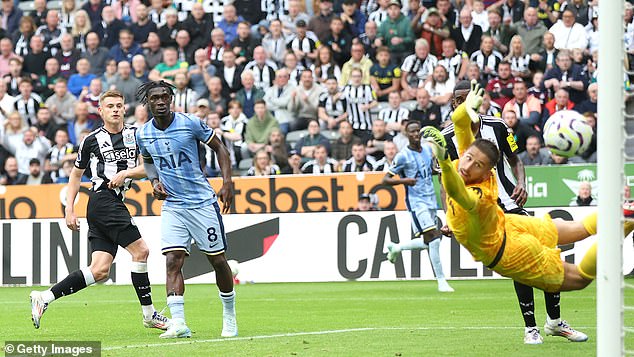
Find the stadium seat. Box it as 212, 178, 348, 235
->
402, 100, 417, 111
238, 158, 253, 171
18, 1, 34, 11
322, 130, 340, 143
285, 130, 308, 145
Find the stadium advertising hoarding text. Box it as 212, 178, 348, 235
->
1, 207, 630, 286
0, 163, 632, 219
0, 173, 405, 219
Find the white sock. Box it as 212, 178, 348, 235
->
81, 267, 96, 285
428, 238, 445, 280
219, 290, 235, 314
547, 316, 561, 326
167, 295, 185, 323
42, 290, 55, 304
142, 305, 155, 320
398, 238, 428, 251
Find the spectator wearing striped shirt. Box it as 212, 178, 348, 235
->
342, 67, 377, 142
341, 141, 375, 172
14, 77, 43, 127
373, 140, 398, 171
287, 20, 319, 69
470, 35, 503, 83
318, 76, 348, 130
245, 46, 278, 91
438, 38, 469, 81
378, 91, 409, 135
172, 73, 197, 113
301, 144, 339, 174
246, 149, 280, 176
400, 38, 438, 100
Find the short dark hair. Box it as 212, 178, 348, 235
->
254, 99, 266, 106
470, 139, 500, 168
453, 80, 471, 94
136, 80, 175, 106
29, 158, 40, 166
405, 120, 420, 130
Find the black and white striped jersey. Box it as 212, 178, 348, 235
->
287, 33, 319, 68
378, 106, 409, 126
261, 0, 290, 20
319, 92, 348, 118
341, 157, 375, 172
343, 84, 375, 131
245, 60, 278, 90
438, 51, 468, 79
47, 143, 77, 181
368, 9, 388, 27
14, 93, 43, 127
469, 50, 503, 81
372, 157, 394, 172
173, 88, 197, 113
301, 158, 338, 174
507, 54, 531, 74
401, 54, 438, 87
441, 115, 521, 212
75, 126, 139, 199
208, 45, 225, 66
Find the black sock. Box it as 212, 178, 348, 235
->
544, 291, 561, 320
131, 272, 153, 306
513, 281, 536, 328
50, 270, 87, 299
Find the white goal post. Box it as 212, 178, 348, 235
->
597, 0, 625, 356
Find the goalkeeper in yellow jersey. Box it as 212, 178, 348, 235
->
421, 80, 633, 293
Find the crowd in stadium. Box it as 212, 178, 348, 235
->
0, 0, 625, 184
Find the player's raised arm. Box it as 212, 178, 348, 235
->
452, 80, 484, 155
208, 134, 233, 214
421, 127, 478, 212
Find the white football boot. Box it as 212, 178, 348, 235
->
159, 319, 191, 339
29, 291, 48, 329
524, 327, 544, 344
544, 319, 588, 342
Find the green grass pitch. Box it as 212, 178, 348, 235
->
2, 280, 634, 356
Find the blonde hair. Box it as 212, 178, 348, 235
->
72, 10, 92, 37
99, 90, 125, 106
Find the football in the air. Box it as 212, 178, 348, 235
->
227, 259, 240, 278
543, 110, 594, 157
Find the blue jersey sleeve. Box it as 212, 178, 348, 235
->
188, 114, 215, 144
135, 129, 151, 159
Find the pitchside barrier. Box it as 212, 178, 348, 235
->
1, 207, 632, 286
0, 164, 632, 219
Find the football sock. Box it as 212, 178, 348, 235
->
131, 262, 154, 319
167, 295, 185, 323
546, 316, 561, 326
578, 241, 597, 280
581, 212, 597, 235
50, 267, 94, 300
428, 238, 445, 279
513, 281, 536, 328
219, 290, 235, 313
582, 212, 634, 236
544, 291, 561, 321
398, 238, 428, 251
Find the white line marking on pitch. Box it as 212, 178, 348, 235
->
102, 326, 598, 351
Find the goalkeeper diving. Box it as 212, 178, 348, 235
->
421, 80, 633, 293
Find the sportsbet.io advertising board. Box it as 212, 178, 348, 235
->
1, 208, 631, 286
0, 164, 630, 219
